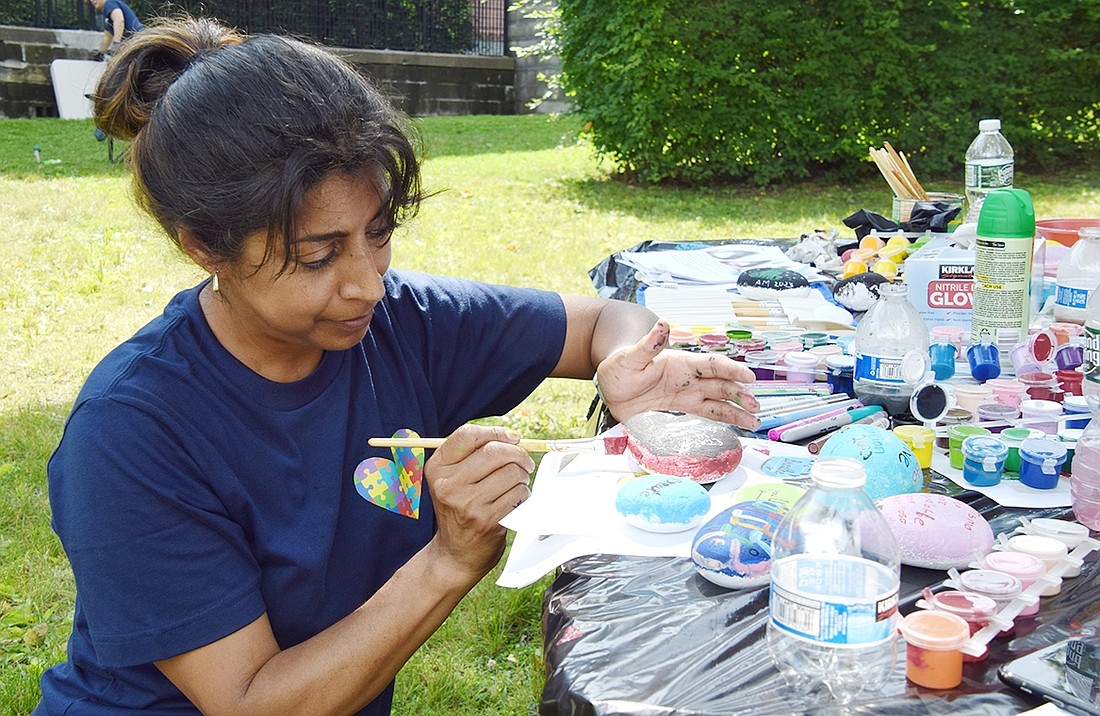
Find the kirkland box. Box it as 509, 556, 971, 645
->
904, 236, 975, 332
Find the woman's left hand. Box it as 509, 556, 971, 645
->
595, 320, 761, 430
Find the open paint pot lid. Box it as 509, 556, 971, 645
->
910, 382, 955, 425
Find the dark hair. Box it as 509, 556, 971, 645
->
93, 16, 423, 272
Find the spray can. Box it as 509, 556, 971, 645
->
970, 188, 1035, 357
33, 145, 42, 164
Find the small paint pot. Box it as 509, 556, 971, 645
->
744, 350, 780, 380
1021, 517, 1089, 577
1054, 342, 1085, 371
987, 378, 1029, 408
910, 383, 953, 425
726, 329, 754, 342
1019, 399, 1063, 436
976, 402, 1019, 433
1001, 427, 1047, 473
1059, 429, 1083, 474
894, 425, 936, 470
1018, 438, 1069, 490
899, 611, 970, 689
1008, 342, 1033, 372
935, 407, 974, 451
669, 327, 697, 346
1049, 322, 1083, 345
931, 325, 965, 353
1018, 371, 1058, 401
734, 337, 767, 354
1027, 329, 1058, 363
1063, 396, 1092, 429
835, 334, 855, 355
954, 383, 994, 415
948, 424, 992, 470
961, 435, 1008, 487
953, 569, 1023, 636
698, 333, 730, 351
800, 331, 829, 349
808, 344, 842, 368
979, 551, 1046, 617
929, 341, 957, 381
825, 355, 856, 398
967, 342, 1001, 382
1006, 533, 1068, 596
1055, 369, 1084, 397
783, 352, 820, 383
917, 590, 998, 661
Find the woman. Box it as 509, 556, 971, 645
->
36, 17, 760, 715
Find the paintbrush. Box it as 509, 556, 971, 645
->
368, 435, 624, 454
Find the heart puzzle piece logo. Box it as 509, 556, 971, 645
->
354, 428, 424, 518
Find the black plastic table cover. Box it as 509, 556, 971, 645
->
540, 480, 1093, 716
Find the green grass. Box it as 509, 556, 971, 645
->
1, 114, 1098, 715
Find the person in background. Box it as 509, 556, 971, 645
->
87, 0, 144, 59
34, 15, 761, 716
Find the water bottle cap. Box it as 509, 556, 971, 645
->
979, 118, 1001, 132
976, 188, 1034, 239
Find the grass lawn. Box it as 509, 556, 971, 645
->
1, 113, 1097, 715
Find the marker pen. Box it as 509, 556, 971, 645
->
775, 406, 886, 443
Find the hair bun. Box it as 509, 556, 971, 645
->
93, 17, 243, 141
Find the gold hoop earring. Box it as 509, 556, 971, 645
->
211, 271, 220, 293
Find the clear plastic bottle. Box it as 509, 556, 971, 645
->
964, 118, 1014, 223
1071, 285, 1100, 529
1055, 228, 1100, 324
767, 458, 901, 702
853, 282, 930, 416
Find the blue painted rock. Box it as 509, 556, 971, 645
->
615, 474, 712, 533
817, 423, 922, 501
876, 493, 994, 570
691, 483, 805, 589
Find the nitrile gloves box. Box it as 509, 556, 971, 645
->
904, 237, 974, 331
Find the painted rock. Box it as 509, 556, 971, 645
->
736, 267, 811, 300
832, 272, 888, 312
615, 473, 712, 533
816, 424, 922, 501
691, 483, 805, 589
624, 410, 743, 483
876, 493, 994, 569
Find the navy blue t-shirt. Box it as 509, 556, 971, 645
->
36, 270, 566, 714
103, 0, 143, 38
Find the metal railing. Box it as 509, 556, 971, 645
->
7, 0, 507, 56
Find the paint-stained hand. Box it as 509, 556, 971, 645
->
595, 321, 761, 430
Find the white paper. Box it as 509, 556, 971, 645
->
932, 450, 1071, 509
497, 438, 811, 588
638, 284, 739, 327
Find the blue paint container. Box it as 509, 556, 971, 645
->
825, 354, 856, 398
967, 341, 1001, 383
961, 435, 1009, 487
1063, 396, 1092, 430
1018, 438, 1069, 490
929, 341, 957, 381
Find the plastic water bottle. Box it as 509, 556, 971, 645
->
1055, 228, 1100, 324
971, 188, 1035, 354
853, 282, 930, 417
767, 458, 901, 702
1071, 286, 1100, 529
964, 118, 1014, 223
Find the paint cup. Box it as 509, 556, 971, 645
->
800, 331, 829, 349
783, 352, 820, 383
899, 610, 970, 689
1009, 343, 1032, 372
1019, 399, 1063, 436
910, 383, 954, 425
929, 342, 957, 381
979, 551, 1046, 617
1001, 427, 1047, 473
1018, 371, 1058, 401
936, 407, 974, 451
987, 378, 1028, 408
954, 383, 994, 415
670, 327, 697, 346
1018, 438, 1069, 490
698, 333, 730, 351
734, 337, 767, 355
976, 402, 1019, 433
948, 424, 992, 469
1055, 342, 1085, 371
894, 425, 936, 470
931, 325, 965, 353
835, 334, 855, 355
967, 341, 1001, 382
825, 355, 856, 398
1063, 396, 1092, 429
744, 350, 779, 380
917, 589, 998, 662
1059, 428, 1082, 474
1022, 517, 1090, 577
808, 344, 841, 368
953, 569, 1023, 636
961, 435, 1008, 487
726, 329, 754, 342
1055, 369, 1084, 397
1006, 534, 1068, 596
1027, 329, 1058, 363
1049, 322, 1083, 345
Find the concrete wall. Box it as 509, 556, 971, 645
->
507, 0, 569, 114
0, 24, 520, 119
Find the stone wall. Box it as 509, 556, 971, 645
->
507, 0, 569, 114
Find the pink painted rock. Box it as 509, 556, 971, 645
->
876, 493, 995, 570
624, 410, 743, 483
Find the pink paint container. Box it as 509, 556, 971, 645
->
987, 379, 1029, 408
1006, 534, 1068, 596
1018, 371, 1058, 401
669, 327, 697, 346
782, 352, 820, 383
734, 337, 767, 354
979, 551, 1046, 617
1049, 322, 1083, 345
698, 333, 730, 351
918, 589, 998, 662
953, 569, 1023, 637
1019, 399, 1063, 436
1055, 369, 1084, 397
931, 325, 965, 353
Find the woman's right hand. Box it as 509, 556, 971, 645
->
424, 424, 535, 583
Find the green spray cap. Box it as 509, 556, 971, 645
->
976, 188, 1035, 238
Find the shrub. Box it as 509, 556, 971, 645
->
555, 0, 1100, 186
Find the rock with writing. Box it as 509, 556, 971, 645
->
876, 493, 994, 569
615, 473, 711, 533
624, 410, 744, 483
816, 423, 922, 501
